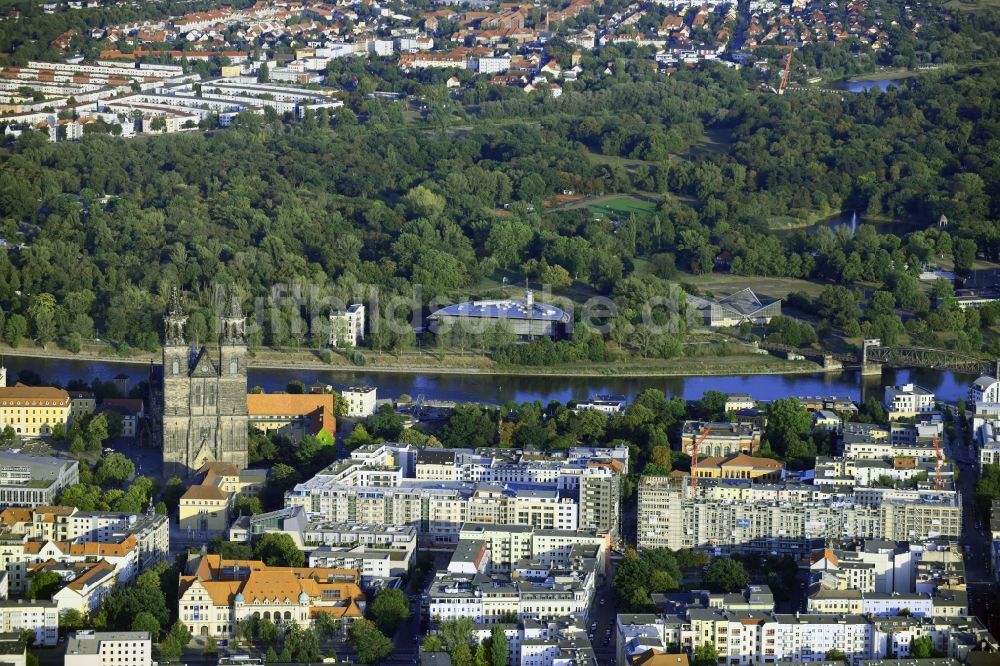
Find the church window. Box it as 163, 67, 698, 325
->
193, 385, 203, 407
207, 385, 216, 407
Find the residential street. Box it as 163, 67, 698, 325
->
948, 420, 999, 636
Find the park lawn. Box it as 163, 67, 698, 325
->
942, 0, 1000, 10
681, 272, 828, 299
687, 128, 735, 159
586, 151, 656, 168
587, 195, 659, 218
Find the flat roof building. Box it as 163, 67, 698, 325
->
64, 630, 151, 666
341, 385, 377, 418
428, 290, 573, 340
0, 452, 79, 507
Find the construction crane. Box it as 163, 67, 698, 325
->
690, 425, 714, 491
933, 435, 944, 491
778, 47, 794, 95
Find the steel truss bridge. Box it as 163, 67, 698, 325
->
760, 340, 998, 376
863, 343, 998, 376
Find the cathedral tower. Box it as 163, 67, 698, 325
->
161, 286, 249, 477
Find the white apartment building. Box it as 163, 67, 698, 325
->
637, 476, 961, 553
0, 599, 59, 646
970, 375, 1000, 404
476, 56, 512, 73
329, 304, 365, 347
287, 444, 625, 548
64, 630, 152, 666
678, 610, 995, 665
428, 561, 595, 626
341, 385, 376, 417
978, 420, 1000, 471
51, 560, 118, 615
884, 383, 936, 417
807, 590, 965, 618
0, 506, 168, 595
458, 523, 608, 574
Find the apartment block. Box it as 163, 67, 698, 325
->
458, 523, 609, 575
0, 504, 169, 570
64, 630, 152, 666
287, 443, 626, 548
428, 552, 597, 626
637, 475, 961, 554
806, 589, 967, 618
0, 599, 59, 646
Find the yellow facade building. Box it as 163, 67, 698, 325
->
178, 485, 232, 536
178, 554, 365, 639
0, 386, 71, 437
673, 453, 784, 482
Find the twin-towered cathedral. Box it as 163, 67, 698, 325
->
156, 287, 249, 478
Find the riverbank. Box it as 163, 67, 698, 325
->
0, 344, 823, 378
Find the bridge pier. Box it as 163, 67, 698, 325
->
861, 362, 882, 376
822, 355, 843, 372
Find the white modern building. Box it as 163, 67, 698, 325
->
341, 385, 376, 417
884, 383, 936, 417
971, 376, 1000, 404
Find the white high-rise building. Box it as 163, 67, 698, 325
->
329, 304, 365, 348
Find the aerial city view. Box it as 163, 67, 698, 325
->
0, 0, 999, 663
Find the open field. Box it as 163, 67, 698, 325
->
585, 151, 656, 168
587, 195, 659, 218
687, 127, 735, 159
680, 272, 828, 299
942, 0, 1000, 10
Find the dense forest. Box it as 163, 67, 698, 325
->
0, 48, 998, 358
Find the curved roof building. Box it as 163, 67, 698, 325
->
428, 290, 573, 340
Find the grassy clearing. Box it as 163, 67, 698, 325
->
680, 272, 828, 299
585, 151, 656, 168
942, 0, 1000, 10
588, 195, 659, 218
687, 128, 735, 159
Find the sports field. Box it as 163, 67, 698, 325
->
587, 195, 659, 218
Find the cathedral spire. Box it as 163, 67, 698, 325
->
168, 285, 183, 317
221, 285, 246, 345
164, 286, 188, 346
227, 288, 244, 320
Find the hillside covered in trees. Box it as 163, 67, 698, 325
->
0, 58, 998, 359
